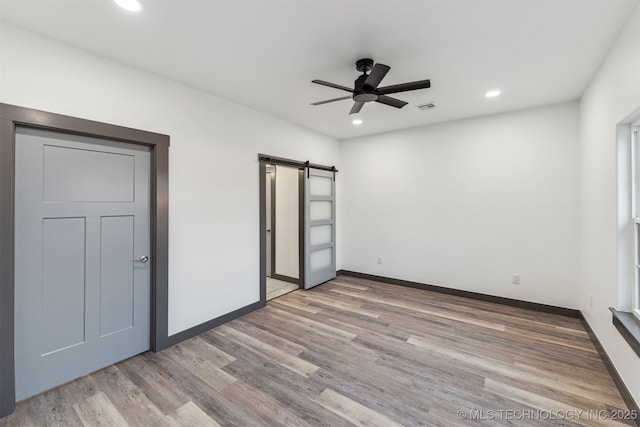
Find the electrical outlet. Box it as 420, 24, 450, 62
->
512, 274, 520, 285
377, 256, 383, 265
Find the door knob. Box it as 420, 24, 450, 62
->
134, 255, 149, 263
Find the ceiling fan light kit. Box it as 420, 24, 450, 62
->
311, 58, 431, 115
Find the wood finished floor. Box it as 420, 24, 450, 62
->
267, 277, 299, 301
1, 276, 634, 426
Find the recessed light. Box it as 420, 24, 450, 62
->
485, 90, 501, 98
352, 119, 363, 125
114, 0, 143, 12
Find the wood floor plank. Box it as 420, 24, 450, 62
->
243, 310, 381, 364
203, 328, 360, 426
56, 374, 101, 408
315, 388, 404, 427
3, 275, 632, 427
220, 358, 349, 426
484, 378, 633, 427
512, 361, 627, 407
72, 392, 131, 427
166, 401, 221, 427
268, 306, 359, 341
228, 318, 308, 356
201, 329, 327, 400
186, 335, 237, 368
271, 296, 322, 314
213, 324, 319, 377
117, 354, 191, 415
240, 308, 361, 357
327, 286, 507, 331
222, 381, 313, 427
0, 402, 36, 427
162, 342, 237, 391
324, 278, 370, 291
305, 358, 437, 426
90, 365, 171, 427
301, 292, 382, 318
23, 387, 84, 427
406, 332, 617, 409
164, 344, 237, 391
145, 350, 259, 426
504, 325, 597, 353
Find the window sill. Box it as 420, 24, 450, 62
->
610, 308, 640, 358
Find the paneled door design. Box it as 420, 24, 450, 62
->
304, 168, 336, 289
14, 127, 151, 400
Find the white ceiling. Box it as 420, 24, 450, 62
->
1, 0, 638, 139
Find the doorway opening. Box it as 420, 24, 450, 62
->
258, 154, 337, 304
264, 163, 302, 300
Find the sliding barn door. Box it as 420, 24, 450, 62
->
304, 168, 336, 289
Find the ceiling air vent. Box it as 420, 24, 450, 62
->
417, 102, 436, 111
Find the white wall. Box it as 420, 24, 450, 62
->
274, 165, 299, 279
341, 102, 580, 309
0, 23, 340, 335
579, 4, 640, 404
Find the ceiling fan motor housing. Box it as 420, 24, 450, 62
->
353, 74, 378, 103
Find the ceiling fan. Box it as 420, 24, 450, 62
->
311, 58, 431, 115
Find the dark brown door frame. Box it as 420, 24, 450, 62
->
0, 104, 170, 417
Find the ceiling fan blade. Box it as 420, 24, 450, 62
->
364, 63, 390, 89
312, 79, 353, 93
350, 101, 364, 115
377, 79, 431, 95
310, 95, 353, 106
375, 95, 408, 109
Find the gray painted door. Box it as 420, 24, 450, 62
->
14, 127, 151, 400
304, 168, 336, 289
